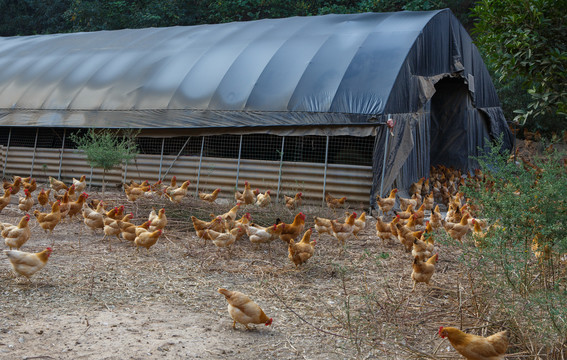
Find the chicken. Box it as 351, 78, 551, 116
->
105, 205, 125, 220
277, 212, 306, 244
443, 213, 471, 243
219, 203, 242, 227
411, 253, 438, 290
199, 188, 221, 203
37, 188, 51, 209
164, 176, 178, 194
148, 208, 167, 232
56, 183, 77, 202
284, 192, 303, 210
22, 178, 37, 193
390, 215, 400, 238
206, 227, 242, 254
423, 193, 434, 211
255, 190, 271, 207
1, 214, 32, 250
375, 216, 394, 245
5, 247, 53, 281
409, 177, 425, 196
33, 200, 62, 236
134, 229, 162, 252
66, 192, 89, 219
56, 189, 72, 219
0, 187, 13, 212
352, 212, 367, 238
313, 216, 333, 238
376, 189, 398, 215
103, 215, 127, 250
82, 203, 105, 232
18, 189, 34, 212
121, 219, 151, 242
325, 193, 347, 210
191, 215, 224, 242
245, 223, 282, 255
439, 327, 508, 360
405, 214, 419, 231
395, 223, 424, 252
430, 205, 443, 230
125, 183, 150, 202
413, 204, 426, 225
395, 204, 415, 224
72, 175, 87, 193
218, 288, 273, 330
472, 219, 488, 249
235, 181, 255, 205
3, 177, 22, 195
399, 194, 420, 211
165, 180, 190, 203
49, 176, 68, 192
330, 212, 357, 248
411, 236, 430, 261
288, 228, 316, 267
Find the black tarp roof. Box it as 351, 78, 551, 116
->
0, 9, 510, 146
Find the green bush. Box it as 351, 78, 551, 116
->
462, 139, 567, 355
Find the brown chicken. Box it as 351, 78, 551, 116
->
82, 203, 105, 233
235, 181, 256, 205
218, 203, 242, 228
409, 177, 425, 196
395, 204, 415, 224
4, 247, 52, 281
0, 187, 13, 212
277, 212, 306, 244
218, 288, 273, 330
34, 200, 62, 237
439, 327, 508, 360
288, 228, 316, 267
3, 176, 22, 195
390, 215, 400, 238
1, 214, 32, 250
423, 192, 434, 211
121, 219, 151, 242
411, 235, 430, 261
429, 205, 443, 230
37, 188, 51, 209
255, 190, 271, 207
245, 223, 282, 256
66, 192, 89, 219
191, 215, 224, 242
330, 212, 356, 248
72, 175, 87, 193
399, 194, 420, 210
18, 189, 34, 212
22, 178, 37, 193
125, 183, 150, 202
148, 208, 167, 232
134, 229, 162, 252
325, 193, 347, 210
55, 183, 76, 202
164, 176, 178, 194
376, 188, 398, 215
313, 216, 333, 238
411, 253, 438, 290
165, 180, 190, 203
49, 176, 68, 192
206, 227, 242, 255
375, 216, 394, 245
352, 212, 367, 238
284, 192, 303, 210
443, 213, 471, 243
199, 188, 221, 203
396, 222, 424, 252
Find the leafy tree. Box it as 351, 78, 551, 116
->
472, 0, 567, 129
0, 0, 71, 36
70, 129, 139, 197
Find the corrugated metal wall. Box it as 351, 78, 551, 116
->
0, 146, 373, 206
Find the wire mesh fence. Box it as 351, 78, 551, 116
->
0, 127, 376, 204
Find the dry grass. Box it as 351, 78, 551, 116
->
0, 189, 515, 359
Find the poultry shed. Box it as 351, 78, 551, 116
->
0, 9, 512, 207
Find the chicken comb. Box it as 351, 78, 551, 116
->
438, 326, 444, 335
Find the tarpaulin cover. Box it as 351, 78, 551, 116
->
0, 10, 509, 138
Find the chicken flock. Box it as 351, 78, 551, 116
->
0, 167, 514, 359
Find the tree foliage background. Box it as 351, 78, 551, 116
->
0, 0, 564, 133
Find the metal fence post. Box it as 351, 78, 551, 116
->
30, 128, 39, 178
1, 127, 12, 179
58, 129, 66, 180
195, 136, 205, 196
321, 135, 330, 207
161, 136, 190, 181
276, 136, 285, 202
379, 115, 391, 198
158, 138, 165, 181
235, 135, 243, 189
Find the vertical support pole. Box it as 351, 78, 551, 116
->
123, 161, 128, 185
58, 129, 66, 180
276, 136, 285, 202
321, 136, 330, 207
30, 128, 39, 178
235, 135, 243, 189
379, 115, 391, 198
158, 138, 165, 181
1, 127, 12, 179
88, 166, 94, 191
195, 136, 205, 196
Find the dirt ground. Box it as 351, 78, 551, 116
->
1, 190, 480, 360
